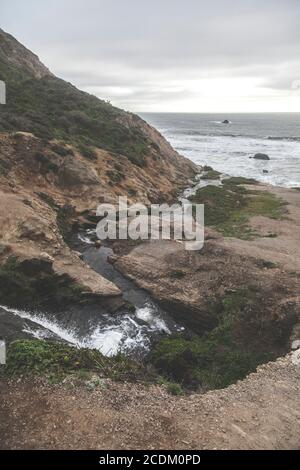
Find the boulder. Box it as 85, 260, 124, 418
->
59, 158, 100, 186
291, 340, 300, 350
222, 119, 230, 124
253, 153, 270, 161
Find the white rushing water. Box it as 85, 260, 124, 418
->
0, 302, 175, 357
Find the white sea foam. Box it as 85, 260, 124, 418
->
169, 133, 300, 188
141, 113, 300, 188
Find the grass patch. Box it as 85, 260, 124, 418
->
189, 183, 287, 239
222, 176, 257, 186
4, 339, 157, 384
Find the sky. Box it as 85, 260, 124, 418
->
1, 0, 300, 113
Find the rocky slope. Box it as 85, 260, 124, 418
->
0, 29, 197, 311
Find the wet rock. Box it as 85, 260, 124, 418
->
222, 120, 230, 124
263, 169, 269, 174
252, 153, 270, 160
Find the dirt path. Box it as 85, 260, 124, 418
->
1, 353, 299, 450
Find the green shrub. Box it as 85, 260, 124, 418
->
166, 382, 184, 396
150, 289, 292, 391
51, 143, 74, 157
5, 339, 158, 384
77, 144, 97, 161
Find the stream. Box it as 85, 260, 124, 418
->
0, 229, 183, 357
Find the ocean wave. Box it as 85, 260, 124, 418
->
267, 136, 300, 142
170, 129, 300, 143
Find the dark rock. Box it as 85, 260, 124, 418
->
0, 244, 11, 256
222, 119, 230, 124
252, 153, 270, 160
263, 169, 269, 174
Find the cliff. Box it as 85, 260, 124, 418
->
0, 29, 197, 309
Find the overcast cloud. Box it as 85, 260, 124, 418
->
1, 0, 300, 112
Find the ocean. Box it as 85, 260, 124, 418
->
140, 113, 300, 188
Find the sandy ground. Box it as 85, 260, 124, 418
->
0, 353, 299, 450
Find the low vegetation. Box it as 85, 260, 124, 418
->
150, 289, 295, 390
3, 339, 157, 385
222, 176, 257, 186
0, 57, 149, 167
189, 180, 287, 239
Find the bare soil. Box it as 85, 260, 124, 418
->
0, 353, 299, 450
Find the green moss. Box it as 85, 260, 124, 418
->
190, 185, 246, 225
4, 339, 157, 384
222, 176, 257, 186
201, 169, 221, 180
189, 183, 287, 239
